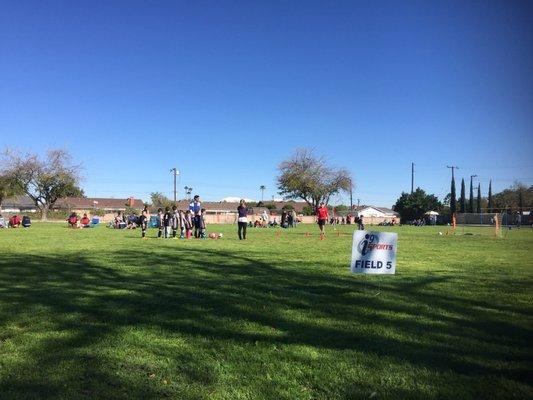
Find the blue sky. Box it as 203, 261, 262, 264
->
1, 0, 532, 206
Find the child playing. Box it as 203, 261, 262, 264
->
163, 207, 172, 238
184, 210, 193, 239
199, 208, 207, 238
178, 210, 186, 238
171, 205, 179, 238
139, 209, 149, 239
157, 208, 164, 238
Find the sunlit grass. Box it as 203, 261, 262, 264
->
0, 223, 531, 399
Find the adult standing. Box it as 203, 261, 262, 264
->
316, 202, 329, 238
189, 195, 202, 238
237, 199, 248, 240
261, 209, 269, 227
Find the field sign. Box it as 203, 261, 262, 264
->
350, 231, 397, 274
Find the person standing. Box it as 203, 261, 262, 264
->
199, 208, 207, 238
358, 214, 365, 230
189, 195, 202, 238
316, 202, 329, 238
163, 207, 172, 238
139, 209, 149, 239
156, 208, 164, 238
237, 199, 248, 240
184, 210, 193, 239
171, 205, 179, 238
261, 209, 269, 227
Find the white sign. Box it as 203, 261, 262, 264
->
350, 231, 397, 274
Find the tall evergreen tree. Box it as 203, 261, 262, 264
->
450, 176, 457, 214
477, 184, 481, 213
469, 176, 474, 213
518, 188, 523, 213
460, 178, 466, 213
487, 180, 493, 211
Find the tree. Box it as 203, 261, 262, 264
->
0, 174, 23, 210
302, 205, 315, 216
150, 192, 172, 210
487, 180, 493, 212
263, 202, 277, 211
460, 178, 466, 213
259, 185, 266, 202
277, 148, 352, 208
334, 204, 349, 213
476, 184, 481, 213
282, 204, 295, 211
392, 188, 442, 222
2, 149, 84, 220
492, 182, 532, 211
450, 176, 457, 214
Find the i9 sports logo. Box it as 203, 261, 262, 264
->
357, 234, 394, 255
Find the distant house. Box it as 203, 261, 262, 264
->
356, 206, 399, 218
1, 195, 38, 213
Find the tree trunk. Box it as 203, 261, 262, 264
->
41, 205, 49, 221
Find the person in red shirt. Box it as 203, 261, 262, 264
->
80, 213, 91, 228
316, 202, 329, 237
9, 215, 21, 228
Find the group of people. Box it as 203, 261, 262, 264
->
67, 212, 92, 228
246, 209, 300, 229
136, 195, 207, 240
58, 196, 373, 241
316, 203, 365, 237
0, 214, 31, 228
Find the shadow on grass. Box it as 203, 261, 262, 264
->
0, 248, 531, 399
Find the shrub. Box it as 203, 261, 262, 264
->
264, 203, 277, 210
91, 208, 106, 217
302, 205, 316, 216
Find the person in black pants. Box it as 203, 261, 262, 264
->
237, 199, 248, 240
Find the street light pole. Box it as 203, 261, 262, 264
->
349, 179, 353, 211
170, 168, 179, 204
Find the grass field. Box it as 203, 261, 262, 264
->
0, 223, 532, 400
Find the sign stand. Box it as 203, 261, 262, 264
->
350, 231, 398, 275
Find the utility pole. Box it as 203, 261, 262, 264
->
447, 165, 459, 213
447, 165, 458, 180
350, 186, 353, 211
170, 168, 179, 204
411, 163, 415, 193
184, 186, 193, 201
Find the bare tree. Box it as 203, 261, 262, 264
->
2, 149, 84, 220
277, 148, 352, 209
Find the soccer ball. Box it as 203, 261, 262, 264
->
438, 232, 443, 236
218, 233, 223, 238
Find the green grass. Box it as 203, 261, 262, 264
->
0, 223, 531, 400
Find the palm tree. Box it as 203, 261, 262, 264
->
259, 185, 266, 202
